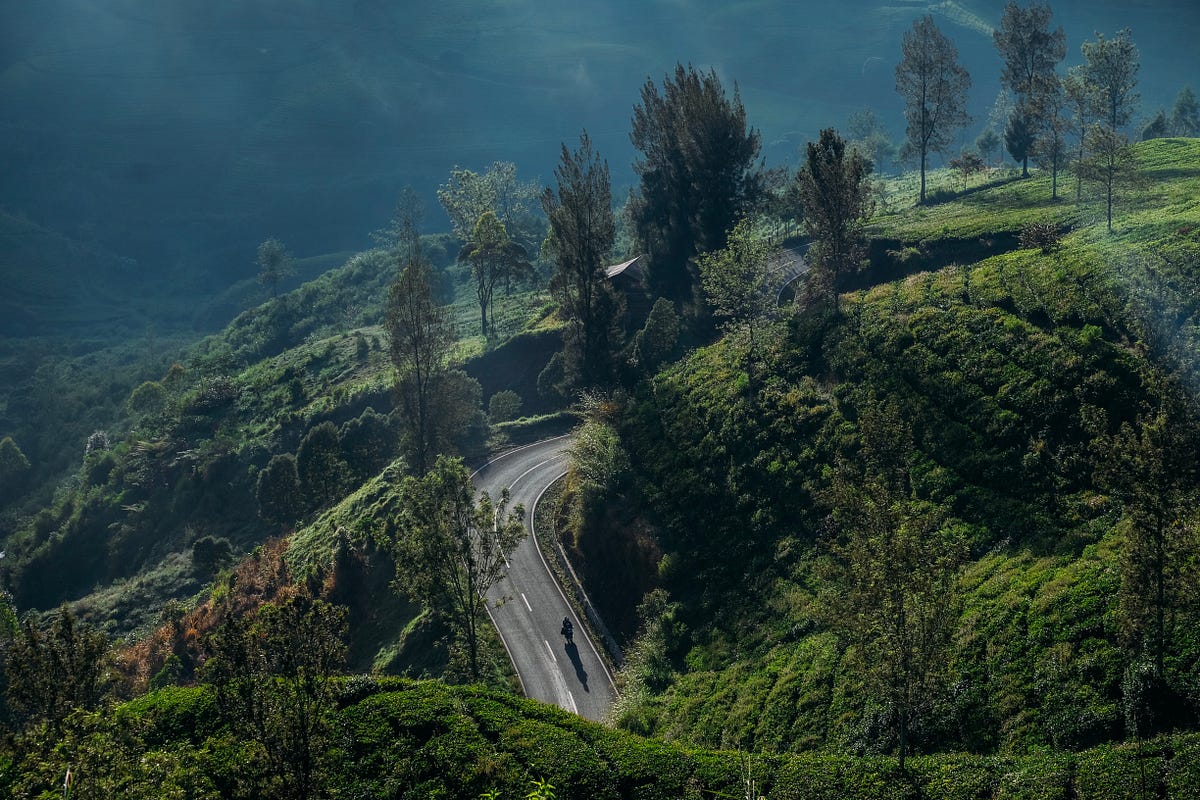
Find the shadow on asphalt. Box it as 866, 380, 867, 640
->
564, 641, 589, 691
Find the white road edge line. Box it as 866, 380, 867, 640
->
566, 690, 578, 715
521, 592, 532, 612
530, 468, 621, 697
484, 602, 527, 697
543, 639, 557, 663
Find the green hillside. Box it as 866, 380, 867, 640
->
0, 239, 558, 638
4, 678, 1200, 799
597, 138, 1200, 755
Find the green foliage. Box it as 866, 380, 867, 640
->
1142, 110, 1170, 142
630, 63, 764, 305
632, 297, 681, 373
461, 212, 535, 337
1079, 29, 1140, 132
1076, 125, 1143, 233
125, 380, 166, 418
1005, 111, 1037, 177
847, 107, 896, 174
296, 421, 352, 510
819, 396, 968, 768
543, 132, 621, 390
896, 16, 972, 203
393, 456, 525, 681
488, 390, 523, 423
1171, 86, 1200, 137
338, 408, 396, 483
3, 676, 1200, 799
698, 219, 782, 331
257, 453, 301, 527
6, 607, 111, 734
256, 238, 295, 299
191, 536, 233, 577
798, 128, 874, 311
437, 161, 544, 253
0, 437, 30, 504
203, 592, 347, 800
386, 253, 454, 475
564, 412, 631, 543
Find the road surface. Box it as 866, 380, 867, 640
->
775, 245, 808, 303
472, 436, 617, 721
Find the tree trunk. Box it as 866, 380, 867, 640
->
468, 607, 479, 680
1076, 141, 1085, 201
920, 152, 928, 203
1022, 155, 1029, 178
1155, 518, 1165, 678
1107, 182, 1114, 232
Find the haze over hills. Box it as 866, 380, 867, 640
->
2, 0, 1197, 325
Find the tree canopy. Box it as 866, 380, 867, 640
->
459, 211, 532, 337
895, 16, 972, 203
630, 63, 763, 306
797, 128, 874, 311
385, 203, 454, 476
993, 0, 1066, 177
394, 456, 525, 681
542, 132, 620, 390
1080, 28, 1140, 133
256, 238, 294, 299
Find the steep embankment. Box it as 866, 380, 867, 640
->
607, 139, 1200, 755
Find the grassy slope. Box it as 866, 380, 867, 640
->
610, 139, 1200, 755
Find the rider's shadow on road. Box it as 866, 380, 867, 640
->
564, 641, 589, 691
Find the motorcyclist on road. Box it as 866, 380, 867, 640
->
560, 617, 573, 642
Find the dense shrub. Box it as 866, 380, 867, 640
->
488, 390, 523, 422
1018, 221, 1064, 254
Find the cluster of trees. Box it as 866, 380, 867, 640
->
877, 1, 1195, 233
438, 161, 542, 337
256, 409, 400, 525
890, 3, 1139, 213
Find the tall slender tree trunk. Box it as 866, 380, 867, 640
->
1076, 140, 1085, 201
468, 606, 479, 680
920, 150, 928, 204
1155, 517, 1166, 678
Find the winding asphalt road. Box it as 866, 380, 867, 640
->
472, 436, 617, 721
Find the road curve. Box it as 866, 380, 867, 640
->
775, 245, 808, 303
472, 436, 617, 721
